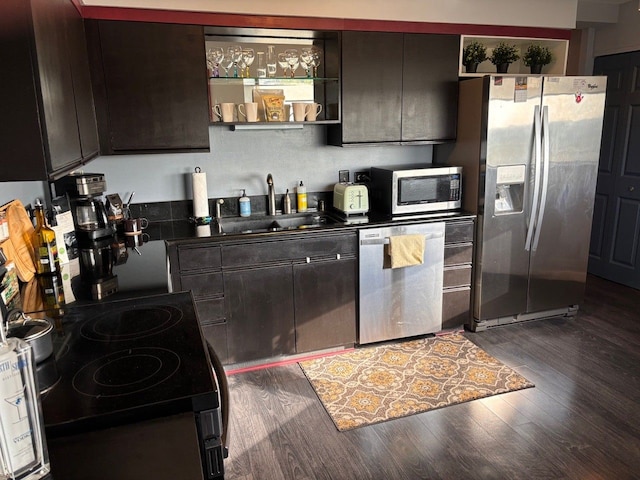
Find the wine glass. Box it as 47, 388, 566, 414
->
220, 53, 234, 77
300, 47, 313, 77
242, 48, 255, 77
206, 47, 224, 77
310, 46, 322, 78
277, 52, 289, 78
226, 45, 243, 77
284, 49, 299, 78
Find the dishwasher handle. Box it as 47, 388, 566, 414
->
360, 231, 444, 246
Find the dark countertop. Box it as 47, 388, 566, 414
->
17, 209, 475, 317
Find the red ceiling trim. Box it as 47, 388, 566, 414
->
76, 4, 571, 40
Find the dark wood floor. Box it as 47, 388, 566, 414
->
223, 275, 640, 480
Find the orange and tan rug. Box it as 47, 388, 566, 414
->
299, 333, 534, 431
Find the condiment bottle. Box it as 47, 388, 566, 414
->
283, 189, 292, 214
31, 199, 59, 275
239, 190, 251, 217
296, 181, 307, 212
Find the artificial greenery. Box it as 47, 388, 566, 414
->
462, 41, 488, 67
522, 44, 553, 67
489, 42, 520, 65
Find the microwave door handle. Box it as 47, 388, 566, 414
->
525, 105, 543, 251
532, 105, 551, 251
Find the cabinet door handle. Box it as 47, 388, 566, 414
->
306, 257, 311, 263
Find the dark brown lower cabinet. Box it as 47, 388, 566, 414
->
293, 258, 357, 354
201, 322, 228, 365
224, 265, 296, 364
442, 287, 471, 330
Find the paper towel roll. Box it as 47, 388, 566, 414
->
192, 169, 209, 219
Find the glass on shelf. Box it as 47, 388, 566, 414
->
277, 52, 289, 78
256, 52, 267, 78
206, 47, 224, 78
284, 49, 299, 78
241, 48, 255, 78
266, 46, 277, 78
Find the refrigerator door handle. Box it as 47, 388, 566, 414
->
525, 105, 543, 251
533, 105, 551, 251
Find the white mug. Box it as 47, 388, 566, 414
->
292, 102, 309, 122
214, 102, 235, 122
305, 103, 323, 121
238, 102, 259, 122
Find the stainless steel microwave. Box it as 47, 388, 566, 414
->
370, 164, 462, 215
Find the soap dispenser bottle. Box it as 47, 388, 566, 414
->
239, 190, 251, 217
296, 181, 307, 212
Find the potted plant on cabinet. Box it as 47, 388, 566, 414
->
462, 41, 487, 73
522, 44, 553, 74
489, 42, 520, 73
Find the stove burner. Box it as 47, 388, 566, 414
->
72, 347, 181, 398
80, 305, 183, 342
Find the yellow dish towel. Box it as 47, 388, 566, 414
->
388, 234, 425, 269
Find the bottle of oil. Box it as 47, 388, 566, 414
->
31, 199, 59, 275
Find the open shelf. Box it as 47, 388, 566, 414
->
459, 35, 568, 77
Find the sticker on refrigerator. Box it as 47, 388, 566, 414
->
514, 77, 528, 103
497, 165, 526, 184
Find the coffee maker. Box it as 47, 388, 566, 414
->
54, 173, 118, 299
53, 173, 115, 241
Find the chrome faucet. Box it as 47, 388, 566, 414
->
215, 198, 224, 221
266, 174, 276, 215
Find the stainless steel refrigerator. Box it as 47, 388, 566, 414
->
448, 75, 607, 331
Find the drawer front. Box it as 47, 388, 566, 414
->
178, 245, 221, 272
222, 233, 357, 267
201, 322, 228, 365
444, 243, 473, 266
196, 297, 225, 325
180, 272, 223, 298
442, 287, 471, 330
445, 221, 474, 244
443, 265, 472, 288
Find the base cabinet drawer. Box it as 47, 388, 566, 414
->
442, 287, 471, 330
195, 297, 225, 324
178, 245, 221, 272
443, 264, 472, 288
180, 272, 223, 298
445, 221, 474, 244
201, 322, 228, 365
444, 243, 473, 266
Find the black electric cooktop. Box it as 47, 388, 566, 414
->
41, 292, 218, 437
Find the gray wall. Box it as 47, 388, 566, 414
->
87, 125, 434, 203
2, 127, 433, 208
0, 181, 46, 207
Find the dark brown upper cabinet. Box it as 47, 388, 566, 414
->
329, 31, 459, 146
0, 0, 99, 182
86, 21, 210, 154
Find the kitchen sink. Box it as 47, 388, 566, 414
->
216, 212, 338, 234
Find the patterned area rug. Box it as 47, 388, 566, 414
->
299, 333, 534, 431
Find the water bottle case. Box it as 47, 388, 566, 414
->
0, 337, 50, 480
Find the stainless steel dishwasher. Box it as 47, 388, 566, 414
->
358, 222, 445, 344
